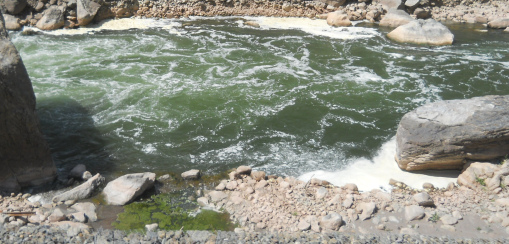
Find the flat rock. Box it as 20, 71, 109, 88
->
395, 95, 509, 170
379, 9, 414, 27
316, 187, 328, 199
413, 192, 434, 206
488, 18, 509, 29
327, 11, 352, 27
405, 205, 424, 221
197, 197, 209, 206
52, 173, 105, 202
405, 0, 419, 8
208, 191, 228, 202
387, 19, 454, 46
71, 202, 97, 222
102, 172, 156, 205
181, 169, 201, 180
50, 221, 90, 232
145, 223, 158, 232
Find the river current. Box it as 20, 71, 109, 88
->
11, 17, 509, 191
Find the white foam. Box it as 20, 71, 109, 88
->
24, 18, 181, 35
299, 138, 458, 192
244, 17, 379, 40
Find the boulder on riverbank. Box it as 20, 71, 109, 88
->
52, 173, 105, 202
102, 172, 156, 205
395, 95, 509, 171
0, 13, 57, 193
77, 0, 102, 26
387, 19, 454, 45
36, 6, 65, 30
327, 11, 352, 27
488, 18, 509, 29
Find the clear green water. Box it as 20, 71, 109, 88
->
10, 18, 509, 181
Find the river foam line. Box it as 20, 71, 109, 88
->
298, 138, 459, 192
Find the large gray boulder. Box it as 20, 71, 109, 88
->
2, 0, 27, 15
102, 172, 156, 205
387, 19, 454, 45
36, 6, 65, 30
0, 13, 56, 193
77, 0, 101, 26
488, 18, 509, 29
379, 9, 414, 28
396, 95, 509, 171
52, 173, 105, 202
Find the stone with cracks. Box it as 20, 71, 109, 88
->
77, 0, 101, 26
0, 13, 57, 193
396, 96, 509, 171
102, 172, 156, 205
387, 19, 454, 46
320, 213, 343, 230
36, 6, 65, 30
52, 173, 105, 202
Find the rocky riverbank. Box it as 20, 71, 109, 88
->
1, 0, 509, 32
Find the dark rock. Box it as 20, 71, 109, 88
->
387, 19, 454, 45
3, 0, 27, 15
77, 0, 101, 26
396, 95, 509, 171
0, 13, 56, 193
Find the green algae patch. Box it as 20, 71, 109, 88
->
112, 194, 234, 232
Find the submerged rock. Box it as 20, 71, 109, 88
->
395, 95, 509, 171
0, 12, 57, 193
102, 172, 156, 205
387, 19, 454, 45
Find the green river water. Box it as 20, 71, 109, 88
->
10, 17, 509, 189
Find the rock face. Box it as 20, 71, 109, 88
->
0, 13, 56, 193
326, 11, 352, 27
77, 0, 101, 26
387, 19, 454, 45
379, 9, 414, 27
396, 95, 509, 171
2, 0, 27, 15
36, 6, 65, 30
102, 172, 156, 205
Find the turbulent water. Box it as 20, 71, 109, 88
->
11, 17, 509, 190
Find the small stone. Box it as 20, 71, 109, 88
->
316, 187, 328, 199
297, 220, 311, 231
441, 214, 459, 225
181, 169, 200, 180
422, 182, 434, 189
229, 171, 238, 180
405, 205, 425, 221
215, 183, 226, 191
146, 223, 158, 232
413, 192, 434, 206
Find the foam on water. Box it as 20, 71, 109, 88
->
243, 17, 379, 39
299, 138, 458, 192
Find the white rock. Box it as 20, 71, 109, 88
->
208, 191, 228, 202
145, 223, 158, 232
387, 19, 454, 46
496, 198, 509, 207
197, 197, 209, 207
405, 205, 425, 221
316, 187, 328, 199
181, 169, 201, 180
297, 220, 311, 231
102, 172, 156, 205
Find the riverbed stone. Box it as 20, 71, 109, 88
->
405, 205, 424, 221
102, 172, 156, 205
0, 12, 57, 193
395, 95, 509, 171
71, 202, 97, 222
52, 173, 105, 202
413, 192, 434, 206
3, 0, 27, 14
77, 0, 101, 26
326, 11, 352, 27
181, 169, 201, 180
387, 19, 454, 46
379, 9, 414, 27
488, 18, 509, 29
36, 6, 65, 30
